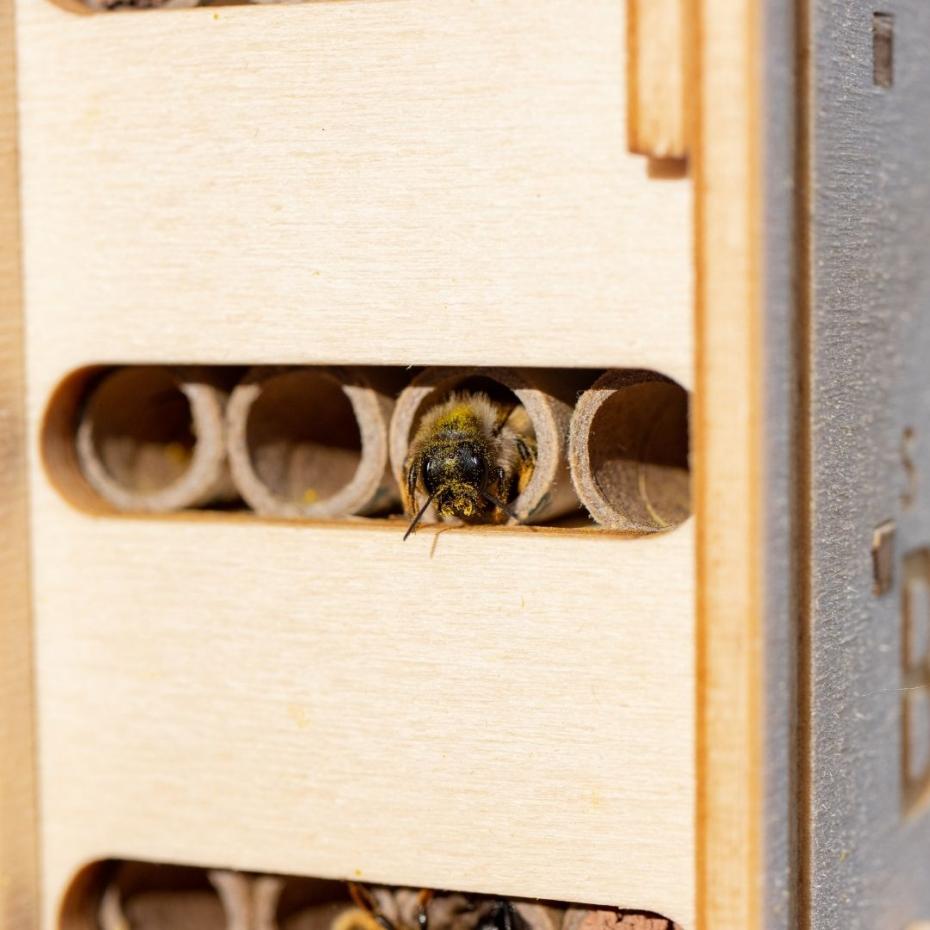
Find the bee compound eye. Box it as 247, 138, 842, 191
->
422, 456, 438, 493
459, 446, 487, 486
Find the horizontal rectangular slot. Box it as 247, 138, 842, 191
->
44, 365, 692, 535
62, 861, 683, 930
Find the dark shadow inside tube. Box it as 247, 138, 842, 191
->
245, 370, 362, 507
60, 860, 226, 930
84, 368, 196, 495
275, 876, 352, 930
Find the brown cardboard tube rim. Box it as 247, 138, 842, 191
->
75, 366, 233, 513
568, 369, 691, 532
226, 366, 397, 519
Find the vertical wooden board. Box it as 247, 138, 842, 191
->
804, 2, 930, 928
693, 0, 766, 928
0, 0, 38, 924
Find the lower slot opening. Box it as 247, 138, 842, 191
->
61, 861, 683, 930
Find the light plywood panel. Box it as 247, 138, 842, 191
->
0, 0, 39, 924
14, 0, 693, 386
14, 1, 699, 926
28, 500, 696, 930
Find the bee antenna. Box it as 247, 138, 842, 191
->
481, 490, 522, 524
404, 491, 437, 541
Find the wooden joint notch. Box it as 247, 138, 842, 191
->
626, 0, 689, 161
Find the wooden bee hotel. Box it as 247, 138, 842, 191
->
2, 0, 929, 928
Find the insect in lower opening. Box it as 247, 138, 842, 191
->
344, 885, 525, 930
346, 884, 433, 930
401, 391, 537, 539
476, 900, 525, 930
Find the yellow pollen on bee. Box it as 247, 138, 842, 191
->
302, 487, 319, 504
434, 404, 480, 433
457, 497, 476, 516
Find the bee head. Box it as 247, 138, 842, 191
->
422, 442, 489, 518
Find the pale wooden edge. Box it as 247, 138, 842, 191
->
693, 0, 765, 926
627, 0, 687, 159
0, 0, 39, 924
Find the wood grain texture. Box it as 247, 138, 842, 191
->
13, 1, 699, 925
626, 0, 687, 159
14, 0, 693, 386
692, 0, 764, 927
803, 3, 930, 928
29, 504, 696, 929
0, 0, 39, 924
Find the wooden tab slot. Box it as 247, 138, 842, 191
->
873, 12, 895, 89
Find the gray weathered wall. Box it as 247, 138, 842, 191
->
807, 2, 930, 927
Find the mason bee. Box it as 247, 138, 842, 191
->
345, 884, 525, 930
473, 900, 525, 930
346, 884, 433, 930
401, 391, 537, 540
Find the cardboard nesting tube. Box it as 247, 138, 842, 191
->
209, 870, 284, 930
389, 367, 581, 525
81, 0, 197, 12
568, 370, 690, 532
97, 862, 228, 930
75, 366, 235, 513
563, 909, 679, 930
358, 888, 563, 930
226, 366, 398, 519
276, 877, 356, 930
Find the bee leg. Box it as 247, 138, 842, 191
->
515, 437, 536, 466
416, 889, 433, 930
495, 466, 509, 496
348, 883, 397, 930
495, 902, 517, 930
403, 455, 421, 516
514, 437, 537, 496
492, 403, 518, 437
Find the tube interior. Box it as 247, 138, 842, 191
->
587, 379, 690, 530
60, 861, 224, 930
276, 877, 350, 930
85, 368, 197, 494
245, 370, 362, 506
